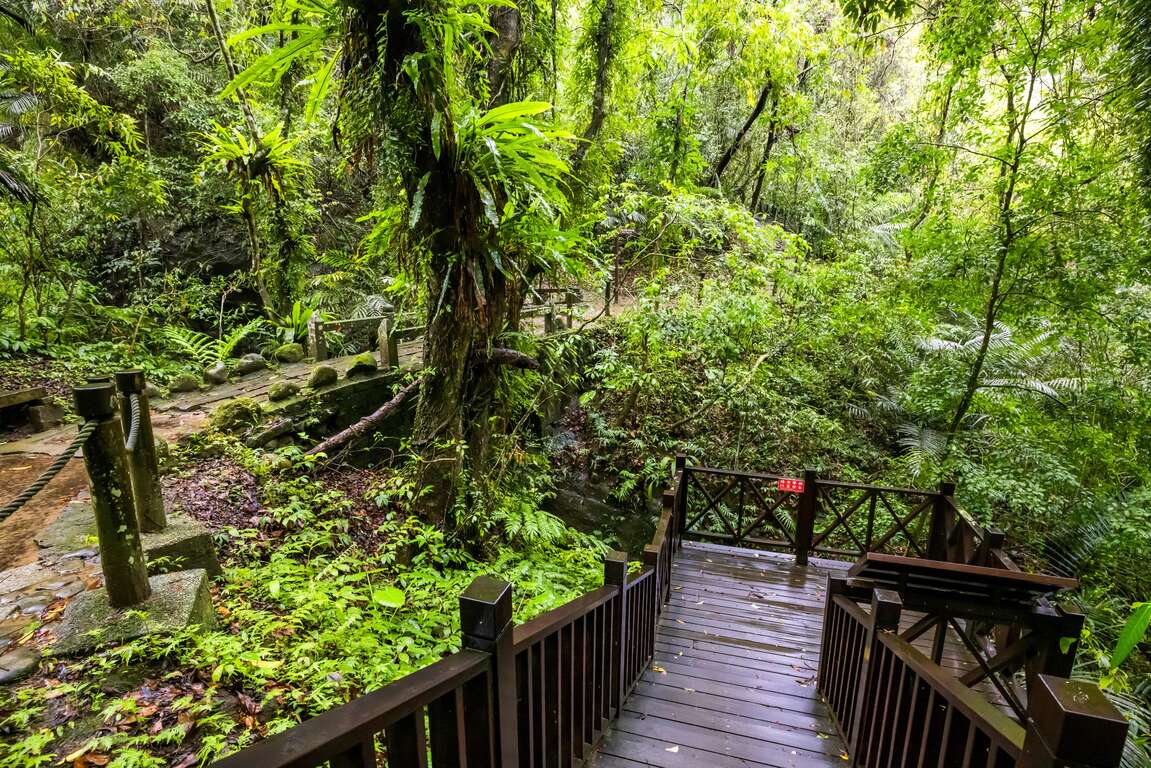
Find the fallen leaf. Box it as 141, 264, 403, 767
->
665, 745, 680, 753
652, 665, 666, 674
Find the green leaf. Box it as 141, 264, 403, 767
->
1111, 602, 1151, 668
409, 172, 430, 229
373, 586, 406, 609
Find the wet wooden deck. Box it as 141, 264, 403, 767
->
590, 542, 1015, 767
592, 542, 849, 767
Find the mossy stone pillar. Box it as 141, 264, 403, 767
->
73, 383, 152, 607
115, 370, 166, 533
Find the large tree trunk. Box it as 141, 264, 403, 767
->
343, 0, 536, 523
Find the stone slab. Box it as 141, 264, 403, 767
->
48, 569, 214, 657
144, 514, 221, 577
37, 503, 220, 577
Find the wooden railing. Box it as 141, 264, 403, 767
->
676, 457, 1011, 567
307, 288, 582, 363
211, 460, 682, 767
818, 580, 1128, 767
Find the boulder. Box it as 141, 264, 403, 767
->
235, 353, 268, 375
308, 364, 339, 389
204, 361, 229, 385
268, 381, 300, 402
346, 352, 378, 378
0, 647, 40, 684
274, 342, 304, 364
144, 382, 163, 399
169, 373, 200, 393
209, 397, 264, 435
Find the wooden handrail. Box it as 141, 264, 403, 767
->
210, 650, 490, 767
512, 585, 618, 652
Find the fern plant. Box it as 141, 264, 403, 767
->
162, 319, 266, 368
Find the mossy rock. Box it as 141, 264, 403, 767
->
268, 381, 300, 402
308, 364, 339, 388
169, 373, 200, 393
346, 352, 378, 378
275, 342, 304, 364
209, 397, 264, 435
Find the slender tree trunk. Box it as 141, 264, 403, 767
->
570, 0, 616, 172
668, 71, 692, 184
948, 8, 1048, 439
709, 73, 775, 184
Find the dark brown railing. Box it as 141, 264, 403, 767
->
676, 457, 1013, 568
211, 460, 683, 768
211, 459, 1129, 768
817, 580, 1129, 768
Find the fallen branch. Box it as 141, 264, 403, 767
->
306, 377, 424, 457
483, 347, 540, 370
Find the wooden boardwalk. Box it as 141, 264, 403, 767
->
592, 542, 850, 767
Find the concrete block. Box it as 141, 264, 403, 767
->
38, 503, 221, 577
48, 569, 215, 657
28, 402, 64, 432
143, 513, 221, 577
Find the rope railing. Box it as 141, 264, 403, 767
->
0, 419, 98, 522
123, 393, 141, 452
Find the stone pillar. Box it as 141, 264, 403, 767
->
73, 383, 151, 607
115, 370, 166, 533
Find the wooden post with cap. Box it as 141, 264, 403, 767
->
1018, 675, 1129, 767
604, 551, 629, 716
73, 383, 151, 607
795, 468, 818, 566
459, 575, 519, 767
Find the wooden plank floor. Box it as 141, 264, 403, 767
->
590, 542, 850, 768
589, 542, 1017, 767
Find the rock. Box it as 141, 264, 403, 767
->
0, 647, 40, 684
209, 398, 264, 435
169, 373, 200, 393
308, 364, 338, 389
204, 361, 229, 385
235, 353, 268, 375
274, 342, 304, 364
145, 382, 163, 399
268, 381, 300, 402
28, 402, 64, 432
54, 582, 85, 600
16, 595, 51, 616
346, 352, 378, 378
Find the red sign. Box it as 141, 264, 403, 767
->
778, 478, 805, 493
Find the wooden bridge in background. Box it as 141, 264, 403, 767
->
211, 459, 1130, 768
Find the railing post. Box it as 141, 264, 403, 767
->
378, 309, 399, 369
643, 544, 661, 616
73, 383, 152, 608
307, 310, 327, 361
674, 454, 687, 547
928, 480, 956, 561
795, 468, 818, 566
544, 305, 556, 335
459, 575, 519, 768
565, 288, 577, 328
604, 551, 629, 716
1018, 675, 1128, 767
115, 370, 166, 533
661, 489, 677, 586
848, 588, 902, 763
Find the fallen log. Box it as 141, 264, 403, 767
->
306, 377, 424, 457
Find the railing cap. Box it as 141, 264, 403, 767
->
460, 576, 513, 641
1026, 675, 1128, 766
74, 383, 115, 419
